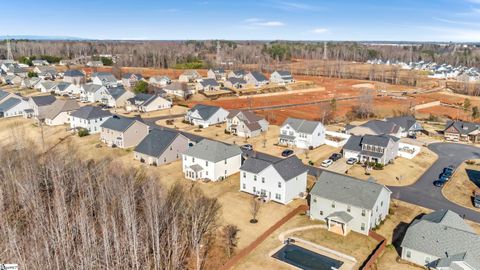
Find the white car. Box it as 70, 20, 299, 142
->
321, 159, 333, 167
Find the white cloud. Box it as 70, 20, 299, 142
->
253, 21, 285, 27
312, 28, 329, 34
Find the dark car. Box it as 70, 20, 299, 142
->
329, 153, 342, 161
443, 166, 455, 176
439, 174, 450, 182
281, 149, 294, 157
433, 180, 446, 187
241, 144, 253, 151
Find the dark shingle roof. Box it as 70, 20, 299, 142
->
282, 117, 322, 134
100, 115, 139, 132
444, 120, 480, 135
227, 77, 246, 84
310, 171, 391, 210
183, 139, 242, 162
30, 95, 56, 106
0, 97, 21, 112
385, 116, 420, 131
107, 86, 127, 100
241, 155, 307, 180
70, 106, 112, 120
134, 129, 186, 157
0, 89, 10, 101
249, 71, 268, 82
122, 73, 143, 80
200, 78, 219, 87
190, 104, 223, 121
349, 119, 401, 135
64, 70, 84, 77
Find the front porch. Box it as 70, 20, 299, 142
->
326, 211, 353, 236
185, 164, 205, 180
279, 134, 296, 146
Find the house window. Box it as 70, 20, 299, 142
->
192, 157, 195, 162
224, 170, 227, 175
170, 146, 172, 150
261, 177, 265, 183
275, 193, 281, 200
406, 250, 411, 258
254, 175, 257, 181
224, 159, 227, 164
331, 201, 335, 208
347, 205, 351, 212
253, 186, 256, 193
361, 223, 365, 231
278, 182, 281, 188
205, 161, 209, 166
376, 206, 378, 212
164, 157, 166, 163
381, 201, 383, 207
184, 156, 186, 161
362, 209, 366, 216
242, 183, 246, 189
319, 211, 323, 216
313, 198, 317, 203
243, 172, 246, 178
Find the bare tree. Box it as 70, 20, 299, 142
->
222, 225, 239, 258
249, 197, 261, 224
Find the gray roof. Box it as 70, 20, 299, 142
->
189, 104, 223, 121
82, 83, 104, 93
386, 116, 421, 131
210, 68, 225, 74
64, 69, 84, 77
29, 95, 56, 106
43, 99, 79, 119
107, 86, 127, 100
199, 78, 219, 87
342, 135, 363, 152
349, 120, 401, 135
401, 210, 480, 269
444, 120, 480, 135
100, 115, 141, 132
249, 71, 268, 82
240, 155, 308, 181
128, 93, 153, 104
282, 117, 322, 134
310, 171, 391, 210
134, 129, 186, 158
274, 70, 293, 80
326, 211, 354, 224
55, 82, 72, 92
183, 139, 242, 162
92, 72, 117, 83
0, 89, 10, 101
122, 73, 143, 80
70, 105, 112, 120
227, 77, 246, 84
362, 134, 399, 147
231, 70, 247, 76
0, 97, 21, 112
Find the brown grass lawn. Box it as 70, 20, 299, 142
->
443, 160, 480, 212
346, 147, 438, 186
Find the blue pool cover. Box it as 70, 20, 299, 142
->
272, 244, 344, 270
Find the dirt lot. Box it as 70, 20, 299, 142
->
345, 147, 438, 186
443, 160, 480, 212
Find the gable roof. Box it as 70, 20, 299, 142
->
181, 70, 200, 77
282, 117, 322, 134
92, 72, 117, 83
274, 70, 293, 79
241, 155, 308, 180
82, 83, 105, 93
106, 86, 127, 100
0, 97, 22, 112
310, 171, 391, 210
227, 77, 246, 84
349, 119, 401, 135
55, 82, 72, 92
362, 134, 399, 147
70, 105, 112, 120
134, 129, 186, 158
210, 68, 225, 74
401, 210, 480, 269
164, 81, 188, 91
249, 71, 268, 82
189, 104, 223, 120
183, 139, 242, 162
100, 115, 142, 132
29, 95, 56, 106
122, 73, 143, 80
43, 99, 79, 119
230, 70, 247, 76
199, 78, 219, 87
64, 69, 84, 77
444, 120, 480, 135
385, 116, 420, 131
0, 89, 11, 101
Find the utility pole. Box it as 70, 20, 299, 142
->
6, 38, 14, 61
323, 41, 328, 60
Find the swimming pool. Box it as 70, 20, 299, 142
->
272, 243, 344, 270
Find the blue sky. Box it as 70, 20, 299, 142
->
2, 0, 480, 41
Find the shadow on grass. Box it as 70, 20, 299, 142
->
465, 169, 480, 189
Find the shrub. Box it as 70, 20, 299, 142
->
373, 163, 384, 170
77, 128, 89, 137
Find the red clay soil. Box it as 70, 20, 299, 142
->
81, 66, 207, 78
417, 105, 471, 121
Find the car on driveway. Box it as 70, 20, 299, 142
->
321, 159, 333, 167
346, 157, 358, 165
281, 149, 294, 157
329, 153, 342, 161
241, 144, 253, 151
433, 180, 446, 187
443, 166, 455, 176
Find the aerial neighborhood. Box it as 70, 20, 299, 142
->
2, 46, 480, 270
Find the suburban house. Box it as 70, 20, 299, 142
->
70, 106, 113, 134
385, 116, 424, 137
34, 66, 58, 80
342, 134, 400, 165
227, 70, 247, 79
207, 68, 226, 81
226, 110, 269, 137
149, 75, 171, 86
43, 99, 80, 126
278, 117, 325, 149
0, 89, 18, 103
99, 86, 135, 108
79, 84, 108, 103
91, 72, 118, 87
309, 171, 391, 236
100, 116, 150, 148
86, 61, 103, 67
239, 156, 308, 204
195, 78, 220, 91
401, 209, 480, 270
28, 95, 57, 117
270, 70, 294, 84
182, 139, 242, 181
444, 120, 480, 143
178, 70, 201, 83
32, 59, 49, 66
0, 97, 30, 118
245, 71, 269, 87
59, 59, 74, 66
162, 82, 191, 98
122, 73, 144, 88
184, 104, 229, 127
134, 129, 189, 166
38, 81, 58, 93
225, 77, 247, 89
346, 119, 403, 138
1, 74, 22, 85
63, 70, 85, 85
21, 77, 42, 89
53, 82, 80, 96
125, 94, 172, 113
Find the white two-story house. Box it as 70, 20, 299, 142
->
310, 171, 391, 236
226, 110, 269, 138
278, 117, 325, 149
182, 139, 242, 181
239, 155, 308, 204
184, 104, 229, 128
70, 106, 113, 134
79, 84, 108, 103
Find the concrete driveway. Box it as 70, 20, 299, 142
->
389, 143, 480, 223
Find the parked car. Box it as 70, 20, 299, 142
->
433, 180, 446, 187
241, 144, 253, 151
443, 166, 455, 177
321, 159, 333, 168
346, 157, 358, 165
438, 174, 450, 182
407, 134, 417, 139
474, 191, 480, 208
281, 149, 294, 157
329, 153, 342, 161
